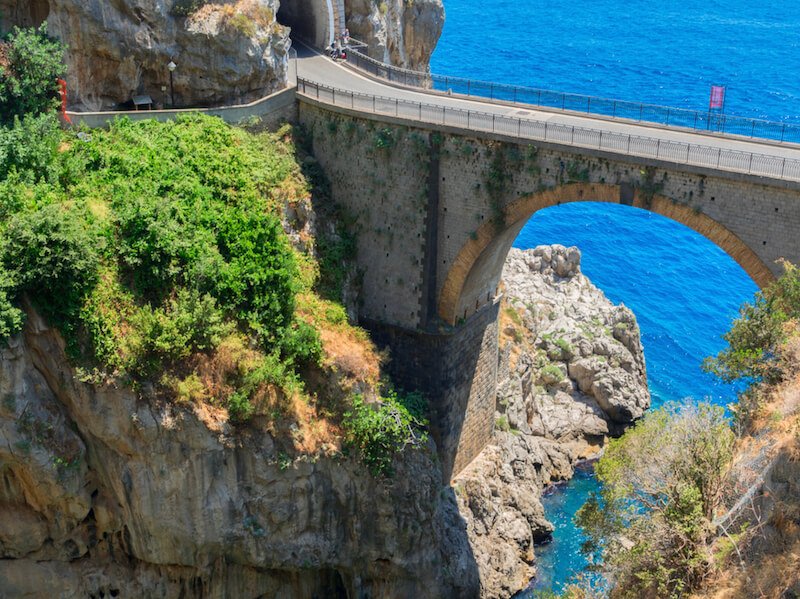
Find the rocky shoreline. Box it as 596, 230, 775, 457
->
453, 245, 650, 598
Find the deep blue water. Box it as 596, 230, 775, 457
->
429, 0, 788, 592
432, 0, 800, 124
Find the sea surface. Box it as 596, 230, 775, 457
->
430, 0, 797, 592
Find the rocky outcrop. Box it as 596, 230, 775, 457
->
454, 245, 650, 599
0, 311, 478, 598
0, 242, 647, 599
345, 0, 444, 71
0, 0, 290, 110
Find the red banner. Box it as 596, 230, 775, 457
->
709, 85, 726, 110
58, 78, 72, 124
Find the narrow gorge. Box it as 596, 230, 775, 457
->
5, 0, 795, 597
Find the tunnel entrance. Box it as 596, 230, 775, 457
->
277, 0, 333, 48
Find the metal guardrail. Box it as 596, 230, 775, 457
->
346, 49, 800, 145
297, 77, 800, 183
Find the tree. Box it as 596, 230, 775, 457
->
576, 402, 735, 598
703, 261, 800, 426
0, 24, 66, 124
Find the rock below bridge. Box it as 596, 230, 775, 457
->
453, 245, 650, 599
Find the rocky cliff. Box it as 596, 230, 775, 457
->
453, 246, 650, 598
345, 0, 444, 71
0, 244, 649, 598
0, 310, 478, 597
0, 0, 443, 111
1, 0, 290, 111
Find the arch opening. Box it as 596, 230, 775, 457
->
438, 183, 774, 325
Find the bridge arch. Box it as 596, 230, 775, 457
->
438, 182, 775, 325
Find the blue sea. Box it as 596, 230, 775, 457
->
430, 0, 799, 592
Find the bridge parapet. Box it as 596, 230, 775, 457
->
297, 78, 800, 183
344, 48, 800, 144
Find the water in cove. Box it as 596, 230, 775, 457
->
430, 0, 796, 591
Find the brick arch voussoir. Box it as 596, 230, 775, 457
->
437, 182, 773, 325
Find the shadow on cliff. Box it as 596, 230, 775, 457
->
285, 120, 483, 596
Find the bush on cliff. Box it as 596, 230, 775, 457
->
342, 390, 428, 476
0, 106, 418, 471
576, 402, 734, 598
0, 25, 65, 124
0, 114, 332, 431
703, 261, 800, 427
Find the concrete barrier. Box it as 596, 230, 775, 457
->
66, 86, 298, 129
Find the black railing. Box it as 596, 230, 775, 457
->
297, 77, 800, 183
346, 48, 800, 145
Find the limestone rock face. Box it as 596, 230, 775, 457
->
346, 0, 444, 71
500, 245, 650, 430
454, 245, 650, 599
0, 0, 290, 111
0, 312, 478, 598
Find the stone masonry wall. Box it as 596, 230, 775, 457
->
299, 98, 800, 476
435, 138, 800, 322
365, 301, 499, 480
299, 102, 432, 331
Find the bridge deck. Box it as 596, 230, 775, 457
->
296, 46, 800, 180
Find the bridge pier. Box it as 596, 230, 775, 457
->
365, 301, 500, 481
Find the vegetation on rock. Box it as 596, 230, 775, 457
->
572, 264, 800, 598
0, 32, 427, 473
703, 260, 800, 430
576, 402, 734, 598
0, 25, 65, 125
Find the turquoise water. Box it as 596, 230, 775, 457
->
429, 0, 790, 592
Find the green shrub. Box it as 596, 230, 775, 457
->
342, 390, 428, 476
113, 195, 217, 300
225, 351, 296, 422
279, 319, 323, 367
0, 25, 66, 124
1, 202, 101, 335
0, 113, 332, 428
122, 289, 229, 378
372, 128, 396, 150
704, 261, 800, 386
169, 0, 205, 16
228, 13, 256, 38
576, 402, 734, 598
0, 267, 23, 341
213, 207, 298, 343
0, 112, 61, 183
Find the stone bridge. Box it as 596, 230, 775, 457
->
63, 43, 800, 480
294, 55, 800, 479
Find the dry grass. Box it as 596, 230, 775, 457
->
695, 330, 800, 599
190, 0, 275, 36
177, 333, 344, 454
0, 42, 10, 72
497, 295, 536, 372
318, 325, 381, 387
